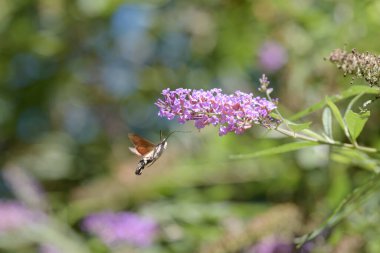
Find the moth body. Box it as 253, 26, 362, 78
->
128, 133, 168, 175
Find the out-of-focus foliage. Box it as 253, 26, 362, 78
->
1, 0, 380, 252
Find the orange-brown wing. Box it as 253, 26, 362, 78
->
128, 133, 156, 156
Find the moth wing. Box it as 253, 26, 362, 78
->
128, 133, 156, 156
129, 147, 142, 156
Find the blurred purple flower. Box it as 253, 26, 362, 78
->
39, 244, 62, 253
0, 201, 45, 233
250, 237, 293, 253
2, 166, 47, 210
299, 241, 314, 253
82, 212, 158, 247
259, 41, 288, 72
156, 88, 279, 136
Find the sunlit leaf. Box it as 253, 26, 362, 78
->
344, 110, 370, 141
290, 85, 379, 121
288, 122, 312, 132
322, 107, 333, 139
344, 92, 365, 118
325, 97, 350, 139
301, 129, 328, 142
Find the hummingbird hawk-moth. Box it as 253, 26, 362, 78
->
128, 131, 170, 175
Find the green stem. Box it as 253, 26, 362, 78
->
266, 91, 292, 131
275, 127, 380, 154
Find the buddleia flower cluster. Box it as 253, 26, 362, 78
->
155, 87, 279, 136
328, 48, 380, 86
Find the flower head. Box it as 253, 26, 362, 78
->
329, 48, 380, 86
156, 87, 279, 136
82, 212, 158, 247
258, 74, 273, 94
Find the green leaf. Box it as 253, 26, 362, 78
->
281, 119, 326, 141
322, 107, 333, 139
344, 92, 365, 118
326, 165, 350, 209
325, 97, 350, 139
344, 110, 370, 140
290, 85, 379, 121
229, 141, 319, 160
295, 173, 380, 247
332, 148, 380, 172
288, 122, 312, 132
301, 129, 328, 142
269, 112, 282, 121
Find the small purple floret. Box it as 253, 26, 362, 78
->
82, 212, 158, 247
155, 88, 279, 136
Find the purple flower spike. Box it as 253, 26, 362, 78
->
82, 212, 158, 248
155, 87, 279, 136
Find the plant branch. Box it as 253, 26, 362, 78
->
275, 127, 380, 154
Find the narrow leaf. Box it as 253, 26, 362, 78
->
281, 119, 326, 141
322, 107, 333, 138
332, 148, 379, 172
269, 112, 282, 121
344, 110, 370, 140
290, 85, 379, 121
344, 92, 365, 118
295, 173, 380, 247
325, 97, 350, 139
288, 122, 312, 132
301, 129, 328, 142
230, 141, 319, 160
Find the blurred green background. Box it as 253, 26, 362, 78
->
1, 0, 380, 252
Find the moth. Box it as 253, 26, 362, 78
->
128, 131, 172, 175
